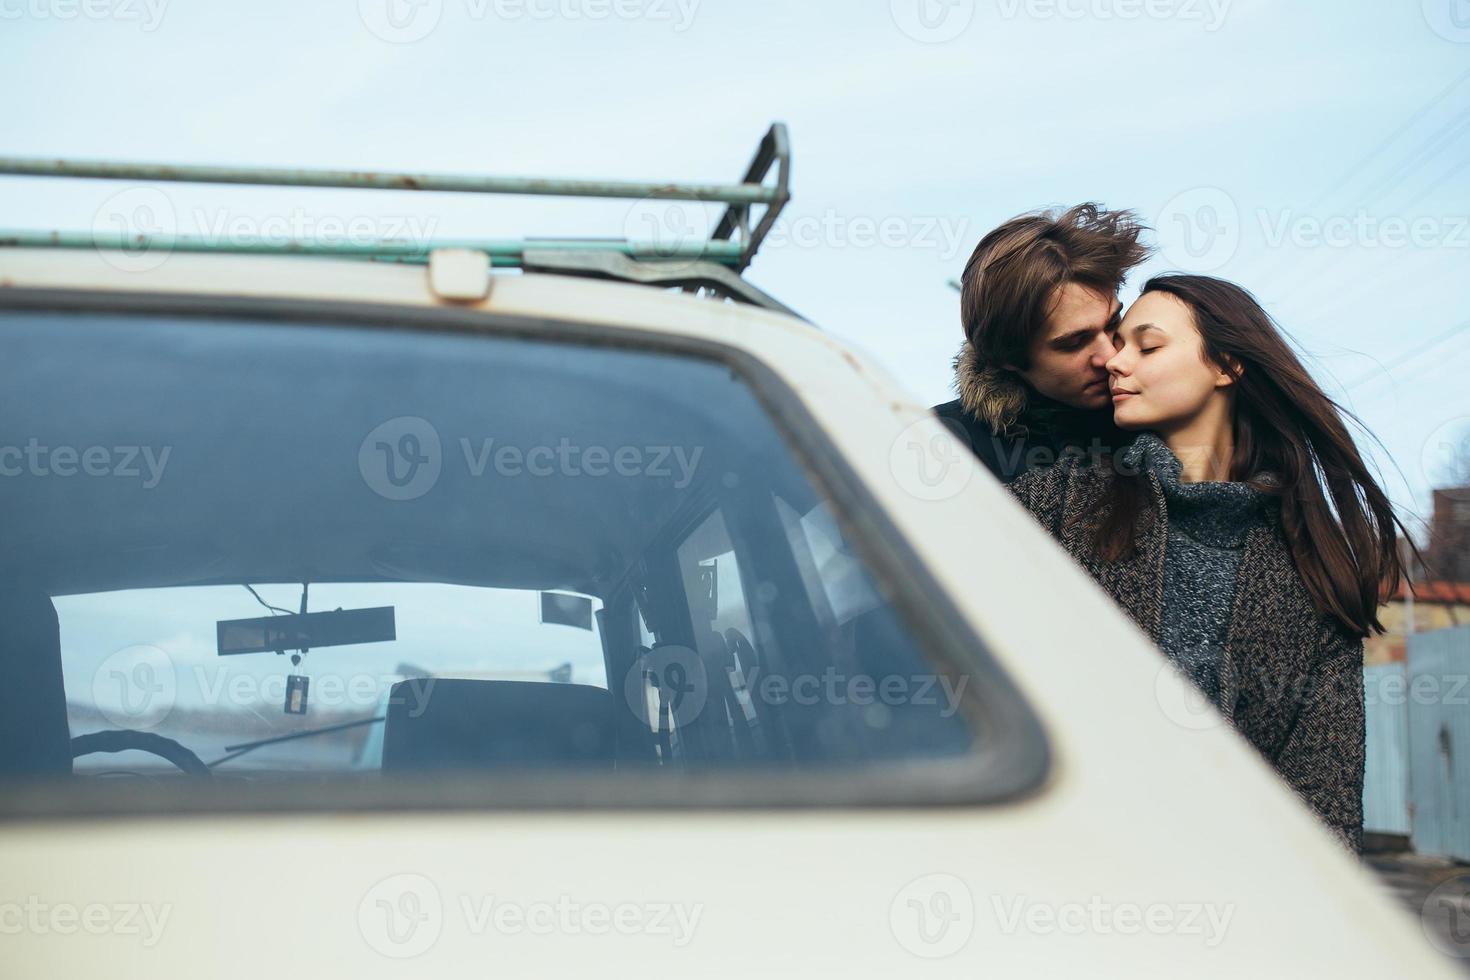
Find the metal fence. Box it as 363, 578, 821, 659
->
1363, 663, 1411, 836
1364, 625, 1470, 859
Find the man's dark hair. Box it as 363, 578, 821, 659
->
955, 203, 1150, 434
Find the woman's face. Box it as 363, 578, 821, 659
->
1105, 291, 1234, 431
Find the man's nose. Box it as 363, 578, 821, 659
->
1087, 335, 1115, 368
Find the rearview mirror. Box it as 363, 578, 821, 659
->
217, 606, 396, 656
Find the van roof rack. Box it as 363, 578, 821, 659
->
0, 123, 799, 318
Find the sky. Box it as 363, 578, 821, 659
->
1, 0, 1468, 530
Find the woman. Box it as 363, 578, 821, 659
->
1010, 274, 1417, 855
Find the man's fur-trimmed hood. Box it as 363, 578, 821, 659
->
952, 339, 1032, 437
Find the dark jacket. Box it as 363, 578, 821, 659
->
933, 340, 1123, 484
1008, 449, 1367, 854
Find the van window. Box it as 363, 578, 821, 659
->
0, 307, 1024, 812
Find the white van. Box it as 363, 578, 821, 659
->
0, 129, 1455, 978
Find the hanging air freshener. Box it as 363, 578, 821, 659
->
285, 653, 309, 715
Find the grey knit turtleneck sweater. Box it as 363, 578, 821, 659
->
1119, 433, 1278, 706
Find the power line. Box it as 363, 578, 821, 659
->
1240, 70, 1470, 298
1405, 145, 1470, 211
1284, 247, 1461, 328
1343, 318, 1470, 390
1305, 68, 1470, 214
1346, 343, 1470, 403
1246, 113, 1470, 300
1357, 110, 1470, 207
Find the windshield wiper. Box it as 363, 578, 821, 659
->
208, 715, 384, 769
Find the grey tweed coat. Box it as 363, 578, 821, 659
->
1009, 454, 1366, 854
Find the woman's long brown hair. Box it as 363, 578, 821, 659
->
1092, 274, 1418, 637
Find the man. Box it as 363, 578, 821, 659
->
933, 203, 1151, 482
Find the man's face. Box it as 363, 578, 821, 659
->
1013, 283, 1122, 411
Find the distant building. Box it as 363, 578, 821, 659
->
1424, 488, 1470, 584
1365, 580, 1470, 665
1362, 488, 1470, 665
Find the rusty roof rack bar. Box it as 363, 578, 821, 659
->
0, 124, 797, 314
0, 230, 745, 267
0, 156, 777, 203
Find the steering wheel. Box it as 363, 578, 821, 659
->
724, 627, 760, 675
71, 730, 212, 777
722, 627, 773, 733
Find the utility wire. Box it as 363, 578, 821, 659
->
1304, 68, 1470, 213
1241, 71, 1470, 298
1404, 145, 1470, 211
1342, 318, 1470, 391
1357, 110, 1470, 207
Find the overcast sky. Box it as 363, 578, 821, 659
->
3, 0, 1468, 529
